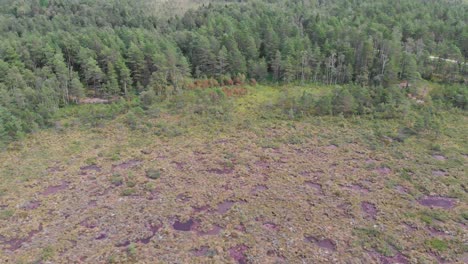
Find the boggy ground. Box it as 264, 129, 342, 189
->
0, 85, 467, 263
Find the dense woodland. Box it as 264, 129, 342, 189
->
0, 0, 467, 144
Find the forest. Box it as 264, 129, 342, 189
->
0, 0, 467, 144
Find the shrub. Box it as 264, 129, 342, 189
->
110, 174, 123, 186
127, 243, 137, 259
425, 239, 448, 251
121, 188, 136, 196
430, 84, 467, 109
332, 87, 357, 116
146, 169, 161, 179
315, 94, 333, 116
139, 89, 157, 108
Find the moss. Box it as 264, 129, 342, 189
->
0, 209, 14, 220
41, 246, 55, 260
461, 212, 468, 221
425, 239, 448, 251
127, 243, 137, 258
110, 175, 123, 186
146, 169, 161, 180
144, 182, 155, 191
121, 188, 136, 196
126, 181, 136, 188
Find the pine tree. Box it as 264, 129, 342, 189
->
216, 46, 229, 77
69, 76, 84, 102
272, 50, 282, 82
126, 42, 146, 85
83, 58, 103, 95
52, 52, 70, 104
105, 62, 120, 96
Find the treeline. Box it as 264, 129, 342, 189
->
0, 0, 467, 144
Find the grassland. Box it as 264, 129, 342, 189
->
0, 84, 467, 263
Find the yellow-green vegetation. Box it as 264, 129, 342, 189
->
0, 84, 466, 263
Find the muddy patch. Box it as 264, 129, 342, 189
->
216, 201, 236, 214
115, 240, 131, 247
305, 236, 337, 251
47, 166, 62, 173
375, 167, 391, 175
0, 224, 43, 251
254, 160, 270, 169
192, 246, 210, 257
326, 144, 338, 150
41, 181, 69, 196
361, 202, 377, 219
176, 193, 191, 203
432, 155, 446, 161
80, 218, 98, 229
95, 233, 107, 240
432, 170, 447, 177
235, 224, 247, 233
370, 252, 409, 264
88, 200, 98, 207
112, 160, 142, 170
305, 181, 324, 195
263, 222, 279, 231
21, 200, 41, 210
196, 225, 223, 236
403, 223, 417, 231
207, 167, 234, 175
138, 222, 162, 244
80, 165, 101, 173
192, 205, 210, 213
173, 219, 195, 231
427, 226, 450, 237
229, 244, 248, 264
141, 149, 152, 155
172, 161, 185, 170
395, 185, 408, 194
251, 185, 268, 195
418, 196, 456, 209
338, 203, 353, 217
344, 184, 369, 194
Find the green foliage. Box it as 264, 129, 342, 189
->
275, 84, 411, 119
431, 85, 468, 110
110, 174, 123, 186
127, 243, 137, 259
41, 246, 55, 261
121, 188, 136, 196
146, 169, 161, 180
425, 239, 448, 251
0, 209, 14, 220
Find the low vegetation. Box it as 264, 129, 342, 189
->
0, 81, 466, 263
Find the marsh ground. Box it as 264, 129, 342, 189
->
0, 85, 466, 263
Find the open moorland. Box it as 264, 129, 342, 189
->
0, 84, 466, 263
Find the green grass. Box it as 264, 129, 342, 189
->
426, 239, 448, 251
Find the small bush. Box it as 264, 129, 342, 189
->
144, 182, 155, 191
146, 169, 161, 179
41, 246, 55, 261
110, 175, 124, 186
127, 243, 137, 259
0, 209, 14, 220
121, 188, 136, 196
425, 239, 448, 251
